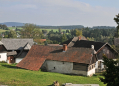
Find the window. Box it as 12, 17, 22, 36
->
0, 55, 1, 58
73, 63, 87, 71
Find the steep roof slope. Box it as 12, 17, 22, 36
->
60, 36, 87, 47
73, 40, 105, 51
1, 38, 34, 50
16, 45, 94, 71
0, 41, 3, 45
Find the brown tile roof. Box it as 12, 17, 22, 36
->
16, 45, 94, 71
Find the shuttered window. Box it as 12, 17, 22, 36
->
73, 63, 87, 71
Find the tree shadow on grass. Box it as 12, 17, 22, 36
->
47, 85, 53, 86
1, 64, 18, 69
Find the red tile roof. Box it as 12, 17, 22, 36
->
16, 45, 94, 71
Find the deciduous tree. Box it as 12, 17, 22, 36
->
76, 29, 82, 36
8, 30, 17, 38
61, 34, 67, 43
114, 13, 119, 37
20, 24, 43, 38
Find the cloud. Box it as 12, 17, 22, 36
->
11, 4, 38, 9
0, 0, 118, 27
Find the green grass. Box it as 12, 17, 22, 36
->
8, 27, 68, 32
40, 29, 67, 32
0, 29, 7, 33
0, 63, 106, 86
8, 27, 23, 30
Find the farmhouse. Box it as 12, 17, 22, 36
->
17, 44, 97, 76
0, 38, 34, 63
0, 41, 7, 62
61, 37, 118, 72
17, 36, 118, 75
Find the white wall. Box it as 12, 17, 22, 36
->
15, 58, 23, 63
42, 60, 93, 76
0, 53, 7, 62
95, 60, 104, 69
87, 68, 95, 76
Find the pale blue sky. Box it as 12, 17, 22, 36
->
0, 0, 119, 27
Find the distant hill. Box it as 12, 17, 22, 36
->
0, 22, 116, 29
39, 25, 84, 29
92, 26, 116, 29
0, 22, 25, 27
0, 22, 84, 29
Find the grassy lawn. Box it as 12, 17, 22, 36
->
0, 29, 7, 33
0, 63, 106, 86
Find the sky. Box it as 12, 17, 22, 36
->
0, 0, 119, 27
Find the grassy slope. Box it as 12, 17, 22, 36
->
0, 29, 7, 33
8, 27, 67, 32
0, 63, 106, 86
8, 27, 23, 30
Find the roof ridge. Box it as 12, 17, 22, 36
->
80, 40, 105, 43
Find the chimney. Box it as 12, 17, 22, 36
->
91, 45, 94, 50
63, 44, 67, 51
78, 36, 81, 41
91, 45, 96, 54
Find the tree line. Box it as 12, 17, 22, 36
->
0, 23, 116, 45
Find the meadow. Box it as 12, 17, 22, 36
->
8, 27, 67, 32
0, 29, 7, 33
40, 28, 67, 32
0, 63, 106, 86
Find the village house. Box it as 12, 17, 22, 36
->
61, 37, 118, 72
0, 41, 8, 62
0, 38, 34, 64
16, 36, 118, 75
17, 44, 97, 76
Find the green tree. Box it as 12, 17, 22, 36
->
66, 30, 69, 33
87, 37, 95, 41
20, 24, 43, 38
99, 55, 119, 86
76, 29, 82, 36
61, 34, 67, 43
58, 28, 62, 33
114, 13, 119, 37
33, 29, 43, 39
8, 30, 17, 38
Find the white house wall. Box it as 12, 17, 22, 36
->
0, 53, 7, 62
87, 68, 95, 76
15, 58, 23, 63
42, 60, 94, 76
15, 51, 28, 63
95, 60, 104, 69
